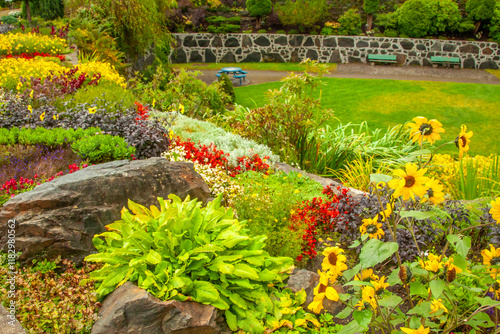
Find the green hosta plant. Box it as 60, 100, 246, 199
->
84, 194, 295, 334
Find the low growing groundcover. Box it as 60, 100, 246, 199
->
235, 77, 500, 156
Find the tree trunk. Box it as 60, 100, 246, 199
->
24, 0, 31, 22
474, 20, 481, 36
367, 14, 374, 32
255, 17, 261, 30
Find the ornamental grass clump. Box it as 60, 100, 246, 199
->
84, 195, 298, 334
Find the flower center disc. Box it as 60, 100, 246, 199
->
427, 188, 434, 198
366, 224, 378, 234
328, 252, 338, 266
419, 124, 433, 136
491, 256, 500, 266
318, 284, 327, 294
404, 176, 416, 187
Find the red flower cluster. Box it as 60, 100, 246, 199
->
228, 154, 270, 177
292, 185, 355, 261
1, 164, 89, 199
4, 52, 65, 61
134, 102, 149, 121
171, 138, 271, 176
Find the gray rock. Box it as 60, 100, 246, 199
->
479, 60, 499, 69
459, 44, 480, 54
329, 50, 342, 63
183, 36, 197, 47
171, 48, 187, 64
274, 36, 288, 46
189, 50, 203, 62
241, 51, 262, 62
91, 282, 230, 334
323, 37, 337, 48
242, 35, 253, 47
0, 159, 210, 265
338, 37, 354, 47
0, 304, 27, 334
356, 41, 369, 48
205, 49, 216, 63
289, 35, 304, 47
306, 49, 318, 61
463, 57, 476, 69
303, 37, 315, 47
224, 37, 239, 47
211, 36, 223, 48
400, 41, 414, 50
220, 52, 236, 63
254, 36, 271, 46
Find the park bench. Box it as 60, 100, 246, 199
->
367, 54, 397, 65
430, 56, 460, 68
233, 74, 246, 85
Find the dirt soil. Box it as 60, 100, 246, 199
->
196, 63, 500, 87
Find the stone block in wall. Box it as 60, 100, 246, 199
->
370, 41, 379, 47
205, 49, 216, 62
235, 47, 242, 55
443, 43, 456, 52
463, 57, 475, 69
416, 44, 426, 51
422, 58, 432, 67
348, 56, 362, 63
275, 36, 287, 46
380, 42, 391, 49
242, 35, 253, 47
304, 37, 314, 47
170, 48, 186, 63
338, 37, 354, 47
409, 60, 421, 66
291, 49, 300, 62
356, 40, 369, 47
306, 49, 318, 60
459, 44, 480, 54
431, 42, 442, 51
289, 35, 304, 47
241, 51, 261, 62
479, 60, 499, 69
198, 40, 209, 47
225, 37, 240, 47
212, 36, 223, 47
262, 52, 285, 62
483, 47, 493, 55
189, 50, 203, 62
400, 41, 414, 50
329, 50, 342, 63
183, 36, 197, 47
323, 37, 337, 47
220, 51, 236, 62
254, 35, 271, 46
396, 54, 407, 65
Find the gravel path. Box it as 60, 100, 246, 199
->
197, 63, 500, 86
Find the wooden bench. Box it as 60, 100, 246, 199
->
430, 56, 460, 68
367, 54, 397, 65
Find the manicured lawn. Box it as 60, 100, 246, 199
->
172, 62, 337, 72
235, 78, 500, 156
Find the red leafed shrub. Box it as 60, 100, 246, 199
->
134, 101, 149, 121
4, 52, 65, 61
291, 185, 358, 261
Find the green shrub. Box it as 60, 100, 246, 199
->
384, 29, 399, 37
490, 3, 500, 43
396, 0, 461, 37
466, 0, 495, 22
275, 0, 329, 29
206, 16, 228, 24
257, 28, 267, 33
243, 29, 253, 33
228, 16, 241, 24
233, 171, 323, 259
60, 82, 136, 112
71, 134, 136, 163
207, 24, 218, 33
338, 8, 362, 35
222, 23, 241, 33
218, 73, 235, 103
288, 29, 298, 34
0, 15, 18, 24
0, 127, 101, 147
376, 11, 398, 31
276, 29, 286, 34
84, 194, 294, 333
246, 0, 272, 29
310, 30, 318, 35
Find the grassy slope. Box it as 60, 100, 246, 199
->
172, 62, 337, 72
235, 78, 500, 156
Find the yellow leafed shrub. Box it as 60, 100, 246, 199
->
0, 33, 67, 56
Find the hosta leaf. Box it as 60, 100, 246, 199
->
225, 310, 238, 331
228, 293, 248, 310
209, 262, 234, 274
190, 244, 223, 254
191, 281, 219, 304
243, 256, 265, 266
100, 265, 129, 289
96, 231, 123, 241
233, 263, 260, 280
226, 278, 253, 289
169, 276, 193, 294
221, 234, 250, 248
84, 253, 128, 265
145, 250, 162, 265
256, 269, 278, 281
128, 199, 152, 217
212, 297, 229, 310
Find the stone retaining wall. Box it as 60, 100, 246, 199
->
170, 33, 500, 69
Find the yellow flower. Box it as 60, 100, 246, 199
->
169, 129, 174, 140
40, 112, 45, 121
421, 178, 445, 205
408, 116, 445, 145
88, 107, 97, 114
419, 253, 443, 272
482, 244, 500, 277
251, 193, 258, 198
354, 269, 379, 282
321, 247, 348, 276
298, 173, 302, 177
371, 276, 389, 294
490, 197, 500, 224
443, 257, 463, 274
376, 181, 386, 189
361, 286, 377, 310
455, 125, 473, 159
16, 81, 22, 91
388, 163, 429, 201
360, 215, 385, 239
28, 105, 32, 113
29, 90, 33, 98
308, 271, 339, 313
401, 325, 430, 334
430, 298, 448, 314
379, 203, 393, 222
53, 114, 58, 120
294, 189, 300, 194
180, 104, 185, 114
152, 98, 156, 108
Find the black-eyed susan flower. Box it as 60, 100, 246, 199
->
408, 116, 445, 145
27, 105, 32, 113
422, 178, 445, 205
354, 269, 379, 282
455, 125, 473, 159
481, 244, 500, 277
379, 203, 393, 222
419, 253, 443, 273
359, 215, 385, 239
388, 163, 429, 201
430, 298, 448, 314
401, 325, 430, 334
40, 111, 45, 121
490, 197, 500, 223
321, 247, 348, 276
88, 107, 97, 114
443, 257, 463, 275
308, 271, 339, 313
371, 276, 389, 295
361, 286, 377, 310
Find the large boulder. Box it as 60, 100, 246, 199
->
91, 282, 230, 334
0, 158, 210, 265
0, 304, 27, 334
